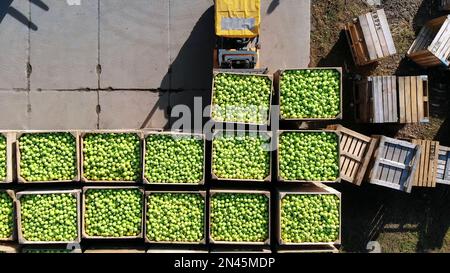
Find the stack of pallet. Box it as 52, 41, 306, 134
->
345, 9, 397, 66
353, 75, 429, 124
408, 15, 450, 67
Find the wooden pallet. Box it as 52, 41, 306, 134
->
354, 76, 402, 123
412, 139, 439, 188
327, 125, 377, 186
408, 15, 450, 67
436, 145, 450, 185
398, 76, 430, 123
345, 9, 396, 66
369, 136, 421, 193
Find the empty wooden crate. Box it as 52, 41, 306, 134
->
408, 15, 450, 67
327, 125, 377, 186
398, 76, 429, 123
354, 76, 398, 123
412, 140, 439, 188
369, 136, 421, 193
354, 75, 429, 124
436, 145, 450, 185
345, 9, 397, 66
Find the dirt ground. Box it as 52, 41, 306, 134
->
310, 0, 450, 252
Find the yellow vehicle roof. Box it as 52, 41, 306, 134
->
215, 0, 260, 38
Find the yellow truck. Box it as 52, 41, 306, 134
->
214, 0, 261, 69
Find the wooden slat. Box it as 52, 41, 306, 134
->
382, 76, 389, 122
391, 76, 398, 122
429, 18, 450, 55
398, 76, 406, 123
377, 77, 384, 122
377, 9, 397, 55
416, 77, 424, 122
404, 77, 412, 123
410, 76, 418, 123
373, 11, 390, 57
366, 13, 384, 59
358, 15, 377, 61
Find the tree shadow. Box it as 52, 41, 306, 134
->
267, 0, 280, 14
412, 0, 446, 34
160, 6, 215, 91
0, 0, 49, 31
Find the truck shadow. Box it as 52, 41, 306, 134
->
0, 0, 49, 31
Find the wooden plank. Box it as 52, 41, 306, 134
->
366, 13, 384, 59
379, 158, 407, 170
398, 77, 406, 123
409, 26, 430, 54
429, 18, 450, 55
348, 140, 363, 179
371, 178, 402, 190
372, 77, 379, 122
377, 9, 397, 55
373, 11, 390, 57
430, 142, 439, 187
386, 76, 393, 122
410, 76, 418, 123
391, 76, 398, 122
358, 15, 377, 61
355, 137, 377, 186
382, 76, 389, 122
404, 77, 412, 123
377, 77, 384, 122
416, 77, 424, 122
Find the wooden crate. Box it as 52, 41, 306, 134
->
369, 136, 421, 193
354, 75, 429, 124
345, 9, 396, 66
398, 76, 429, 123
412, 140, 440, 188
441, 0, 450, 11
327, 125, 377, 186
16, 190, 82, 245
15, 131, 81, 183
436, 145, 450, 185
407, 15, 450, 67
277, 183, 342, 246
353, 76, 398, 123
0, 190, 16, 241
0, 132, 15, 183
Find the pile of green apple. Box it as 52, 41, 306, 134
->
20, 193, 78, 242
145, 134, 204, 184
19, 133, 77, 182
146, 193, 205, 242
279, 131, 339, 181
84, 188, 142, 238
212, 133, 270, 180
210, 193, 269, 242
0, 192, 13, 239
83, 133, 141, 181
212, 73, 272, 124
281, 194, 340, 243
0, 135, 6, 181
280, 69, 341, 119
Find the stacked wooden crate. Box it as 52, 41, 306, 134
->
407, 15, 450, 67
412, 140, 439, 188
353, 75, 429, 124
436, 145, 450, 185
368, 136, 421, 193
327, 125, 377, 186
345, 9, 397, 66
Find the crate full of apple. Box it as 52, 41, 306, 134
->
16, 190, 81, 244
82, 132, 142, 182
146, 192, 206, 243
278, 68, 342, 120
209, 191, 270, 244
211, 72, 273, 125
278, 131, 340, 182
0, 191, 14, 241
83, 187, 143, 239
212, 131, 271, 181
17, 132, 79, 183
279, 192, 341, 245
144, 133, 205, 184
0, 134, 6, 182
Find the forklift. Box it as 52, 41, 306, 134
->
213, 0, 267, 73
